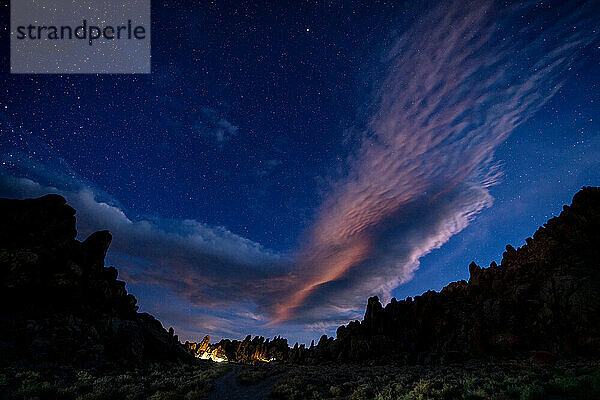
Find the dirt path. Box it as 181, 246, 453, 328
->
207, 364, 281, 400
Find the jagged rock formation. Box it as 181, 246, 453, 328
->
186, 335, 291, 363
187, 336, 228, 362
6, 186, 598, 367
186, 187, 600, 364
315, 186, 600, 362
0, 194, 193, 367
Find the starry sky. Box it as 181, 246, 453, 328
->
1, 0, 599, 344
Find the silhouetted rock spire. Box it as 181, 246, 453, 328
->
314, 186, 600, 362
0, 194, 193, 367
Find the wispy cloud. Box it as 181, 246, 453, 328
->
192, 106, 239, 143
0, 171, 290, 308
150, 66, 239, 146
1, 0, 598, 341
271, 0, 599, 324
0, 169, 302, 341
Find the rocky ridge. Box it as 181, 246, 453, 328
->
188, 187, 600, 364
3, 186, 599, 367
318, 186, 600, 362
0, 194, 193, 367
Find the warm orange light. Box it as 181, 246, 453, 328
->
272, 236, 371, 323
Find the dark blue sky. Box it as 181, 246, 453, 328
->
1, 0, 599, 344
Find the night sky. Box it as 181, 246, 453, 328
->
1, 0, 599, 344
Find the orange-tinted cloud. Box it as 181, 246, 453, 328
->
271, 0, 598, 323
1, 0, 598, 339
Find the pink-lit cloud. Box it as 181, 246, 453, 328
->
271, 0, 598, 324
1, 0, 598, 340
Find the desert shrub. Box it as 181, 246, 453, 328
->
548, 370, 600, 398
375, 382, 404, 400
0, 374, 8, 387
518, 383, 545, 400
330, 384, 343, 397
75, 369, 95, 387
117, 382, 146, 399
350, 383, 373, 400
15, 370, 55, 397
405, 379, 431, 400
0, 360, 233, 399
311, 389, 324, 399
271, 381, 304, 400
549, 370, 581, 393
149, 390, 182, 400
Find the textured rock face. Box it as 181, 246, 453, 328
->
316, 186, 600, 362
0, 194, 192, 367
186, 335, 291, 363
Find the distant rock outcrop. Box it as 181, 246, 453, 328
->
314, 186, 600, 362
0, 194, 193, 367
186, 335, 290, 363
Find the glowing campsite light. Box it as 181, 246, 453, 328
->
198, 353, 227, 363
